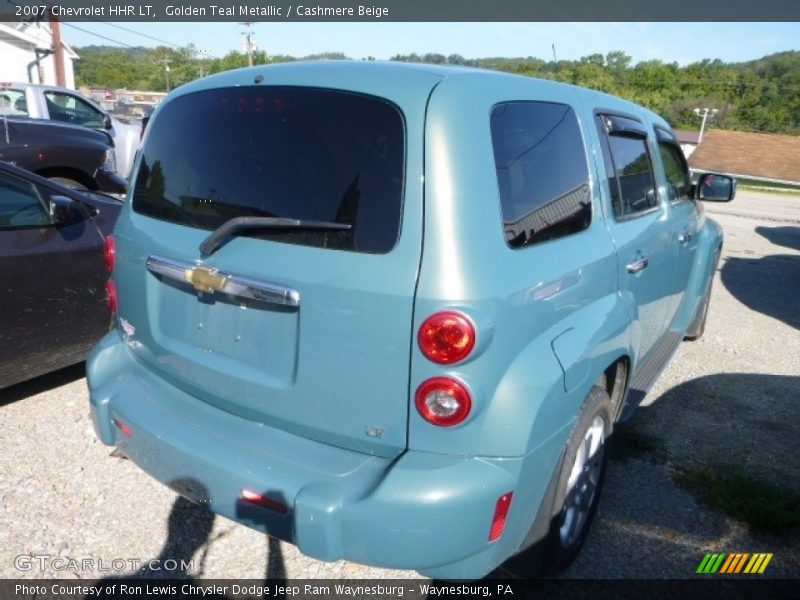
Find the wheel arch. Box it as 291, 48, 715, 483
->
34, 167, 96, 190
511, 355, 627, 563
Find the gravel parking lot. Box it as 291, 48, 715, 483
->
1, 190, 798, 582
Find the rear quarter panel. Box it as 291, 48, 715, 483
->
411, 74, 631, 460
4, 120, 106, 176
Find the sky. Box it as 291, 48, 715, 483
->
60, 22, 800, 66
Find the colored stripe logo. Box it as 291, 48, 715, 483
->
697, 552, 773, 574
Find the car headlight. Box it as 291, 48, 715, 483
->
102, 148, 117, 172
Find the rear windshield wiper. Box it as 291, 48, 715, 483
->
200, 216, 352, 255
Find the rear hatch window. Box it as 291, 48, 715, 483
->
133, 86, 405, 253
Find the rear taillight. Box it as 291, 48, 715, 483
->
415, 376, 472, 427
103, 235, 116, 273
418, 311, 476, 365
489, 492, 514, 541
104, 235, 117, 315
105, 279, 118, 314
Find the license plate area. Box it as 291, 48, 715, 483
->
150, 272, 299, 383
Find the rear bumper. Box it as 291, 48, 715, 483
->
87, 330, 533, 578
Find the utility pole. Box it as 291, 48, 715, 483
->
240, 22, 255, 66
693, 107, 718, 143
49, 9, 66, 87
158, 57, 172, 92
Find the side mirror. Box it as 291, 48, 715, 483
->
103, 114, 113, 130
50, 195, 92, 225
695, 173, 736, 202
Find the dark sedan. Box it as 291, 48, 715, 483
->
0, 115, 127, 194
0, 161, 123, 389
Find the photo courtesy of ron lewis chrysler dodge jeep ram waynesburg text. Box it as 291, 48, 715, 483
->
86, 61, 735, 579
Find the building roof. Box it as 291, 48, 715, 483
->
0, 22, 47, 49
674, 129, 701, 145
0, 22, 78, 58
688, 129, 800, 184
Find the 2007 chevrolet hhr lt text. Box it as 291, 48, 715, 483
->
88, 61, 734, 579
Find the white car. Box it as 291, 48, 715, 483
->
0, 82, 141, 178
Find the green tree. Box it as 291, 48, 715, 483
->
73, 46, 800, 134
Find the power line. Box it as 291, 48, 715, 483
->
98, 22, 182, 49
61, 23, 141, 49
61, 22, 191, 53
64, 21, 224, 59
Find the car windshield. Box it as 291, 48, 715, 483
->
132, 86, 406, 253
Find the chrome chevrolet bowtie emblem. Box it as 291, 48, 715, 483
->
185, 265, 227, 293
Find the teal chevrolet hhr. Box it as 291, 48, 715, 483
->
87, 61, 734, 579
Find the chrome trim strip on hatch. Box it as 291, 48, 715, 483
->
146, 255, 300, 308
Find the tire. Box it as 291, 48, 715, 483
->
46, 176, 89, 191
685, 279, 713, 341
541, 385, 612, 573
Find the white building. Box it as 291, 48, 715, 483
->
674, 130, 701, 159
0, 21, 78, 88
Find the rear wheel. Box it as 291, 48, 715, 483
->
541, 386, 612, 572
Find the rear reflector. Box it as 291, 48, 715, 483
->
240, 489, 288, 515
105, 279, 118, 314
489, 492, 514, 541
112, 417, 133, 437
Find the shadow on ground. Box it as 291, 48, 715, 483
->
720, 254, 800, 329
88, 479, 287, 598
756, 225, 800, 252
1, 362, 86, 407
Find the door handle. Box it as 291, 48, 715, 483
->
626, 257, 649, 274
678, 232, 693, 244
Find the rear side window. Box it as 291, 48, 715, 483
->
133, 86, 405, 253
0, 89, 28, 115
490, 102, 591, 248
44, 91, 106, 128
